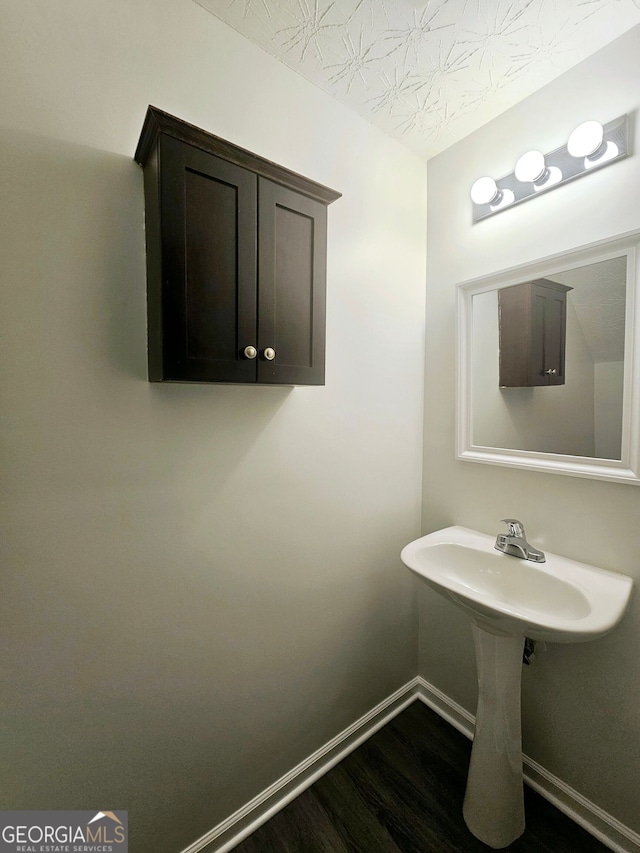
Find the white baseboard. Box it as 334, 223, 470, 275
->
179, 676, 640, 853
523, 757, 640, 853
179, 678, 422, 853
414, 675, 475, 737
415, 676, 640, 853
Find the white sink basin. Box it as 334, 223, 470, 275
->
401, 525, 633, 642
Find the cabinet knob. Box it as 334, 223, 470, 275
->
263, 347, 276, 361
545, 368, 557, 375
243, 345, 257, 360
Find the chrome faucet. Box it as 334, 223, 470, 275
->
495, 519, 545, 563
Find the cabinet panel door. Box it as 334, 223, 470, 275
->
531, 283, 568, 385
542, 287, 567, 385
499, 284, 534, 387
531, 290, 548, 386
257, 179, 327, 385
160, 136, 257, 381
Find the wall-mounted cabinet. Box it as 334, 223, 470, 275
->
498, 278, 573, 387
135, 107, 341, 384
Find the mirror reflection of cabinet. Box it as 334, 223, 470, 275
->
499, 279, 573, 387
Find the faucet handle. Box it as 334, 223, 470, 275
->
501, 518, 526, 538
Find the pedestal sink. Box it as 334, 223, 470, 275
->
401, 525, 633, 848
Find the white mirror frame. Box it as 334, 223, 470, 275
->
457, 230, 640, 484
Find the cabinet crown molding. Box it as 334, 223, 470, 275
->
134, 105, 342, 206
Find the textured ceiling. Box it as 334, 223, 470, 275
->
194, 0, 640, 159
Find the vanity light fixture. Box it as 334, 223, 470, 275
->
471, 114, 629, 222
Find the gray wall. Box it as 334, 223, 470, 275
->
423, 26, 640, 834
0, 2, 427, 851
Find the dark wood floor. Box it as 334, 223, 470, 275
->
233, 700, 608, 852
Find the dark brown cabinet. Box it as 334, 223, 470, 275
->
135, 107, 341, 384
498, 278, 573, 387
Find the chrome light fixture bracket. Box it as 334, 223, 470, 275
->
471, 114, 629, 223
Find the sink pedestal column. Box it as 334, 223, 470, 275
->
463, 621, 525, 849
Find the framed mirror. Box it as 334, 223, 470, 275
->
457, 231, 640, 484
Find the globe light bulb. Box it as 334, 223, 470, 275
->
470, 176, 499, 205
514, 150, 546, 183
567, 121, 604, 158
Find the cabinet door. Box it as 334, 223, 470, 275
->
159, 137, 258, 382
499, 279, 570, 387
499, 284, 533, 387
530, 288, 549, 386
257, 179, 327, 385
531, 283, 568, 385
543, 284, 567, 385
